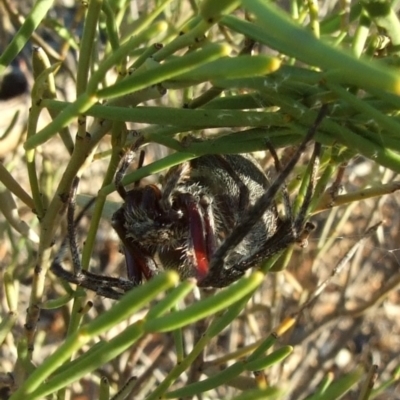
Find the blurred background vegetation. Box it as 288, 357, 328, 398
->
0, 0, 400, 399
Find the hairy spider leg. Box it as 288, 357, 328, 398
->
67, 177, 83, 275
205, 105, 329, 281
265, 142, 293, 222
265, 140, 319, 247
115, 150, 134, 199
251, 139, 321, 262
49, 177, 84, 281
293, 142, 321, 240
51, 177, 135, 300
115, 149, 145, 198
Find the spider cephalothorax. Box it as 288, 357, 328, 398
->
51, 106, 328, 298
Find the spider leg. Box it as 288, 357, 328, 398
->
51, 180, 96, 279
50, 260, 130, 300
265, 142, 292, 222
240, 141, 322, 268
206, 105, 329, 279
161, 161, 191, 207
67, 177, 83, 275
51, 177, 135, 299
294, 142, 321, 236
115, 148, 140, 198
266, 136, 321, 248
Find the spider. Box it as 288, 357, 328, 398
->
51, 105, 328, 300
